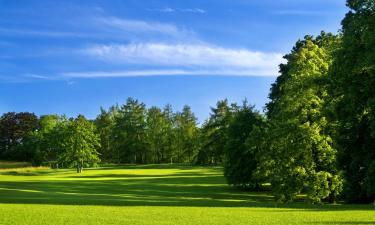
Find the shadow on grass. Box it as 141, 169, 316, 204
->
98, 164, 212, 170
0, 161, 32, 169
0, 166, 374, 212
64, 173, 221, 179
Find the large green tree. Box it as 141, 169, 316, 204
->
265, 34, 342, 203
329, 0, 375, 203
57, 115, 101, 172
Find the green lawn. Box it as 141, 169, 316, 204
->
0, 164, 374, 225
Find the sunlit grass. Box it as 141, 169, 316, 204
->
0, 164, 374, 225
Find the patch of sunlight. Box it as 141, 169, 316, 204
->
55, 191, 139, 199
0, 187, 44, 193
157, 183, 225, 187
215, 198, 247, 202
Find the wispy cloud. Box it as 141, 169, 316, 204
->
147, 7, 175, 13
81, 43, 284, 75
147, 7, 206, 14
95, 17, 186, 36
14, 42, 284, 81
61, 69, 278, 78
23, 69, 275, 81
180, 8, 206, 14
24, 74, 57, 80
1, 11, 282, 80
0, 17, 192, 39
19, 42, 284, 80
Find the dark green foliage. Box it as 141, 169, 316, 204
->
160, 104, 176, 163
329, 0, 375, 203
16, 114, 100, 171
37, 115, 68, 165
146, 106, 173, 163
112, 98, 148, 164
223, 101, 264, 190
103, 99, 199, 164
196, 100, 232, 165
95, 106, 118, 162
56, 115, 101, 172
174, 105, 199, 163
0, 112, 39, 161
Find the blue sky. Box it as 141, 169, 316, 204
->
0, 0, 347, 122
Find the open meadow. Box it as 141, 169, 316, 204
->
0, 163, 374, 225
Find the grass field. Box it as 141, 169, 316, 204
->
0, 164, 374, 225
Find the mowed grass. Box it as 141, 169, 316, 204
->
0, 164, 374, 225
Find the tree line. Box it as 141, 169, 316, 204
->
0, 98, 260, 167
0, 0, 374, 204
222, 0, 375, 204
0, 99, 200, 166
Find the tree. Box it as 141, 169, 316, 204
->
197, 99, 232, 165
265, 34, 342, 203
95, 106, 118, 162
0, 112, 39, 161
57, 115, 100, 172
329, 0, 375, 203
112, 98, 148, 163
162, 104, 177, 163
224, 100, 264, 190
20, 114, 60, 166
146, 106, 169, 163
174, 105, 199, 163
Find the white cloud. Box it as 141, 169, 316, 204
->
179, 8, 206, 14
62, 69, 278, 78
0, 17, 192, 40
81, 43, 284, 75
147, 7, 175, 13
147, 7, 206, 14
96, 17, 182, 36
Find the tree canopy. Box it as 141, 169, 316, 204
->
329, 0, 375, 203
